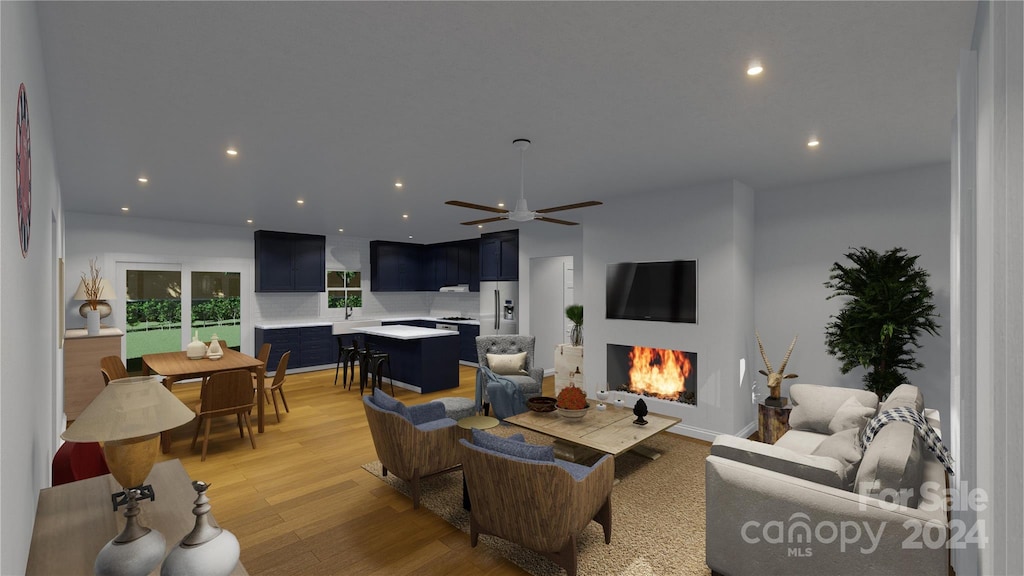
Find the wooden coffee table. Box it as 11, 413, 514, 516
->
505, 403, 681, 462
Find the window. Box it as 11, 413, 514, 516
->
327, 270, 362, 310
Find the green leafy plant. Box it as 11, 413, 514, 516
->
824, 247, 940, 400
565, 304, 584, 346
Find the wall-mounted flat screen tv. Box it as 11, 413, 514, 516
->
606, 260, 697, 323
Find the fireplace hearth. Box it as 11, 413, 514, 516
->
607, 344, 697, 406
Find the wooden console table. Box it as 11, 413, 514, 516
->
26, 459, 247, 575
64, 328, 124, 420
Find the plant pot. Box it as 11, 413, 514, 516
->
569, 324, 583, 347
556, 404, 589, 419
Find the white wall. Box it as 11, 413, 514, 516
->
583, 180, 756, 440
956, 2, 1024, 574
1, 2, 66, 571
754, 163, 952, 437
518, 224, 583, 339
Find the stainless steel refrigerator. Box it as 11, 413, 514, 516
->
479, 281, 519, 335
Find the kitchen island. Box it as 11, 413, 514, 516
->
353, 324, 460, 393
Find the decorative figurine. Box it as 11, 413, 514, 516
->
633, 398, 648, 426
756, 331, 798, 407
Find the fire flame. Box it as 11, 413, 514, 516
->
627, 346, 692, 399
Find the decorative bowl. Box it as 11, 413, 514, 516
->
527, 396, 557, 413
557, 404, 590, 419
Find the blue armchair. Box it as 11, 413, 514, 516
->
459, 430, 614, 576
362, 389, 462, 509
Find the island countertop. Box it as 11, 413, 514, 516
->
353, 324, 458, 340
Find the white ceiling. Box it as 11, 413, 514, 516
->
36, 1, 976, 244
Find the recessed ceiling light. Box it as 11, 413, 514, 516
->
246, 219, 253, 224
747, 62, 764, 76
395, 181, 403, 188
807, 138, 821, 148
338, 228, 344, 233
121, 207, 129, 212
226, 148, 238, 156
477, 225, 483, 229
297, 199, 305, 205
408, 235, 413, 239
137, 177, 148, 184
402, 214, 409, 219
497, 202, 505, 208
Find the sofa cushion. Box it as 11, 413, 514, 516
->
811, 427, 864, 489
789, 384, 879, 434
471, 428, 555, 462
773, 429, 829, 454
828, 396, 876, 435
880, 384, 924, 413
711, 435, 847, 489
487, 352, 528, 375
854, 421, 923, 507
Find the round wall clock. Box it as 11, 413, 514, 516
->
16, 82, 31, 258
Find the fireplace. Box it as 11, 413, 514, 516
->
607, 344, 697, 406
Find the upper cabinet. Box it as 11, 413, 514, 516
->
255, 230, 326, 292
479, 230, 518, 281
371, 238, 480, 292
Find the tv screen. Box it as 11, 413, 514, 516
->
606, 260, 697, 323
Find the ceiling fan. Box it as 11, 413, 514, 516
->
446, 139, 602, 226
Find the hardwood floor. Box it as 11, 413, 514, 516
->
157, 365, 535, 576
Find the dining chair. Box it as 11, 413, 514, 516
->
252, 342, 272, 388
265, 351, 291, 423
99, 355, 129, 385
191, 369, 257, 461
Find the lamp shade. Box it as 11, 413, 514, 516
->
72, 278, 118, 301
62, 377, 195, 443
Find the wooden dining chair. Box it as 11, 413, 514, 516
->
191, 369, 257, 461
264, 351, 291, 423
99, 355, 128, 385
252, 342, 272, 388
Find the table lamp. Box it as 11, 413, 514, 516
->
62, 376, 195, 576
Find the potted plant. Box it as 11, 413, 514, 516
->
824, 247, 940, 400
565, 304, 584, 347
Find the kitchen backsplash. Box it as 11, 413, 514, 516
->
254, 291, 479, 323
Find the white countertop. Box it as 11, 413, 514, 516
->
257, 316, 479, 331
353, 325, 459, 340
254, 321, 332, 329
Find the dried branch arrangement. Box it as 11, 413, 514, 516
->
81, 258, 102, 309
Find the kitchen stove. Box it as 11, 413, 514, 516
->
439, 316, 474, 321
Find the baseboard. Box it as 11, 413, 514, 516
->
734, 420, 757, 440
666, 422, 721, 443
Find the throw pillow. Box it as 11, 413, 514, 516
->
828, 396, 876, 435
879, 384, 924, 413
811, 427, 864, 490
472, 428, 555, 462
372, 388, 410, 420
487, 352, 528, 375
789, 384, 879, 434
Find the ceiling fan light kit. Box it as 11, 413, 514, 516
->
446, 138, 601, 226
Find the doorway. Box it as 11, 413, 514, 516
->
529, 256, 574, 372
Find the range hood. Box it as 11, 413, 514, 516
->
439, 284, 470, 293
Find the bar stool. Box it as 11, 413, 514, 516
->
359, 342, 394, 396
334, 335, 361, 388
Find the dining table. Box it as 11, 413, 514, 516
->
142, 348, 266, 453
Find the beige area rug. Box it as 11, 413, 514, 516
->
361, 427, 713, 576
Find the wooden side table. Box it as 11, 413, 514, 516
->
26, 459, 247, 575
757, 402, 792, 444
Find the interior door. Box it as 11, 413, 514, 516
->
529, 256, 573, 371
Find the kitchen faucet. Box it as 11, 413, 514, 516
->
345, 303, 354, 320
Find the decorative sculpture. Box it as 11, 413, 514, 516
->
756, 332, 799, 407
633, 398, 648, 426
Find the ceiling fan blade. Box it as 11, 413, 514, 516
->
535, 200, 603, 213
460, 216, 507, 226
445, 200, 507, 214
535, 215, 579, 226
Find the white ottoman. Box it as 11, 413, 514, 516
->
437, 397, 476, 421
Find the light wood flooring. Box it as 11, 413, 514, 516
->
156, 365, 537, 576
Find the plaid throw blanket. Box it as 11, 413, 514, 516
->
861, 407, 955, 475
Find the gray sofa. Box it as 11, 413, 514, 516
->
705, 384, 949, 576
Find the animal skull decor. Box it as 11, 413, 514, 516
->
756, 332, 798, 401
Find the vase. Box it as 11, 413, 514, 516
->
86, 309, 101, 335
569, 324, 583, 347
206, 334, 223, 360
186, 331, 208, 360
161, 481, 239, 576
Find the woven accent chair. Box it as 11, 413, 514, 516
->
474, 335, 544, 414
362, 389, 463, 509
459, 435, 614, 576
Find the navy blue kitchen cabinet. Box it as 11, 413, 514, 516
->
458, 323, 480, 363
370, 241, 424, 292
363, 333, 460, 393
372, 239, 479, 291
479, 230, 518, 281
255, 326, 334, 370
255, 230, 326, 292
